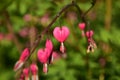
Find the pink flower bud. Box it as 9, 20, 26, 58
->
19, 48, 30, 61
23, 68, 30, 80
45, 39, 53, 57
43, 63, 48, 74
86, 30, 94, 38
37, 48, 48, 64
30, 63, 39, 80
19, 73, 25, 80
78, 22, 85, 30
14, 48, 30, 71
30, 63, 38, 75
53, 26, 70, 42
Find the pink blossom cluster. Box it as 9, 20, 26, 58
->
14, 23, 97, 79
78, 22, 97, 53
19, 63, 38, 80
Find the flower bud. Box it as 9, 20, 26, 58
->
14, 48, 30, 71
23, 68, 30, 80
45, 39, 53, 57
86, 30, 94, 38
30, 63, 39, 80
19, 48, 30, 61
78, 22, 85, 30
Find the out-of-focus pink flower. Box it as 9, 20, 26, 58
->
99, 58, 106, 67
19, 73, 25, 80
30, 63, 39, 80
37, 48, 49, 64
0, 33, 4, 40
23, 68, 30, 80
50, 51, 61, 63
14, 48, 30, 71
5, 33, 13, 41
40, 14, 50, 26
67, 12, 77, 23
19, 27, 29, 37
53, 26, 70, 42
23, 14, 32, 22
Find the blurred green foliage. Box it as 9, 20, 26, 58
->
0, 0, 120, 80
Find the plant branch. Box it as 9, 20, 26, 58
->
30, 1, 83, 55
18, 0, 97, 75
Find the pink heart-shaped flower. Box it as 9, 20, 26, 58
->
37, 48, 49, 64
78, 22, 85, 30
53, 26, 70, 42
86, 30, 94, 38
45, 39, 53, 51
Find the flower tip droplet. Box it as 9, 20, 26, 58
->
43, 63, 48, 74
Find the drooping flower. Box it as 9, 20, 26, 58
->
53, 26, 70, 42
23, 68, 30, 80
85, 30, 97, 53
78, 22, 85, 30
37, 48, 50, 74
53, 26, 70, 54
50, 51, 61, 64
37, 48, 49, 64
86, 30, 94, 38
30, 63, 39, 80
78, 22, 86, 37
45, 39, 53, 57
14, 48, 30, 71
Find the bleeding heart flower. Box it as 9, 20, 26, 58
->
23, 68, 30, 80
45, 39, 53, 57
85, 30, 97, 53
45, 39, 53, 51
53, 26, 70, 42
37, 48, 49, 64
78, 23, 86, 37
14, 48, 30, 71
30, 63, 39, 80
86, 30, 94, 38
78, 22, 85, 30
